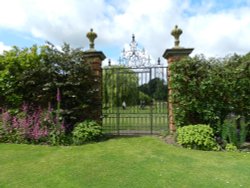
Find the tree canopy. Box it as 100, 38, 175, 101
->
139, 77, 167, 101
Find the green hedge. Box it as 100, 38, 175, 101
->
0, 43, 98, 130
170, 54, 250, 129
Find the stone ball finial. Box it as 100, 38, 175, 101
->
171, 25, 183, 48
86, 28, 97, 50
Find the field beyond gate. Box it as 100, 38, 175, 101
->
102, 66, 168, 135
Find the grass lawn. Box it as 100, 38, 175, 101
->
1, 136, 250, 188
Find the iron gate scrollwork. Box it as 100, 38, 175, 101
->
102, 35, 168, 135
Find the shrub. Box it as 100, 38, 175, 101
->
72, 120, 102, 145
177, 124, 219, 151
221, 116, 248, 148
225, 143, 238, 152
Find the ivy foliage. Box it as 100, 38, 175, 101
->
170, 54, 250, 128
0, 42, 97, 130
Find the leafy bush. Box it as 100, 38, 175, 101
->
225, 143, 238, 152
177, 124, 219, 151
72, 120, 102, 145
221, 116, 248, 148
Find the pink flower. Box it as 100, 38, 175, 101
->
22, 103, 28, 113
2, 111, 11, 129
12, 117, 19, 128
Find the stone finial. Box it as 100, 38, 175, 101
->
86, 28, 97, 50
171, 25, 183, 48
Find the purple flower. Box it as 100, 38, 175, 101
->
60, 120, 65, 131
12, 117, 19, 128
22, 103, 28, 113
2, 111, 11, 128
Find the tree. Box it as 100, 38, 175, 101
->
103, 66, 139, 107
139, 78, 167, 101
0, 45, 41, 108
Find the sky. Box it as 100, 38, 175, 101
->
1, 0, 250, 65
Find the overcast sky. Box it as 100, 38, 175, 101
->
1, 0, 250, 65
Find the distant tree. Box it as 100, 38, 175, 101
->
139, 78, 167, 101
103, 66, 139, 107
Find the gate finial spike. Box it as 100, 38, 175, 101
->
132, 34, 135, 42
157, 57, 161, 65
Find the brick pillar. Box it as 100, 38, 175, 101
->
82, 29, 106, 124
162, 25, 193, 133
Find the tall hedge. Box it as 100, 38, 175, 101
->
0, 42, 97, 131
170, 54, 250, 128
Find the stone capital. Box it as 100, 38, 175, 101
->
82, 51, 106, 62
162, 48, 194, 60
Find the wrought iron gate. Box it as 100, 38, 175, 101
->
102, 66, 168, 135
102, 34, 168, 135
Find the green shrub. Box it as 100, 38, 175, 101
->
72, 120, 102, 145
221, 117, 248, 148
177, 124, 219, 151
0, 122, 5, 142
225, 143, 238, 152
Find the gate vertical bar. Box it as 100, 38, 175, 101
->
116, 71, 120, 135
150, 67, 153, 134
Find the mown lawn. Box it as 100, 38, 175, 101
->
0, 136, 250, 188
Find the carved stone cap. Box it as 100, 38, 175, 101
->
162, 48, 194, 59
171, 25, 183, 48
86, 28, 97, 51
82, 50, 106, 61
